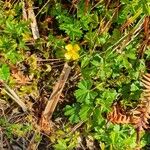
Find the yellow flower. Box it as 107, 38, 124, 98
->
65, 44, 80, 60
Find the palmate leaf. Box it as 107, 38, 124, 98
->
79, 104, 91, 121
96, 89, 117, 112
64, 104, 80, 123
74, 80, 98, 104
59, 23, 83, 40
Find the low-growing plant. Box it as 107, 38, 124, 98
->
0, 0, 150, 149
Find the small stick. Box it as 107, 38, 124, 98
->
40, 63, 71, 133
69, 121, 84, 135
27, 2, 40, 39
22, 0, 28, 20
43, 62, 71, 120
36, 0, 51, 17
0, 128, 4, 150
2, 82, 27, 112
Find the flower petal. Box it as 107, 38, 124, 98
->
65, 44, 73, 51
65, 52, 71, 60
73, 44, 80, 52
72, 52, 79, 60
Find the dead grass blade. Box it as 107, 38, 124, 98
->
120, 8, 142, 32
40, 62, 71, 134
22, 0, 28, 20
27, 132, 40, 150
2, 82, 27, 112
69, 121, 84, 135
27, 3, 40, 40
138, 16, 150, 58
36, 0, 51, 17
100, 4, 120, 34
105, 16, 145, 55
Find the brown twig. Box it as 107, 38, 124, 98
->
22, 0, 28, 20
0, 128, 4, 150
69, 121, 84, 135
22, 1, 40, 40
27, 2, 40, 39
40, 62, 71, 134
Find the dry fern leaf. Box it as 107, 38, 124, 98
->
107, 103, 130, 124
141, 74, 150, 89
130, 73, 150, 129
11, 68, 30, 85
108, 73, 150, 130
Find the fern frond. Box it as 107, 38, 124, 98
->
108, 73, 150, 130
107, 102, 131, 124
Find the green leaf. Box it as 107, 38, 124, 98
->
78, 80, 93, 90
81, 56, 91, 68
123, 58, 132, 69
54, 139, 67, 150
75, 80, 98, 104
59, 20, 83, 40
130, 82, 140, 91
0, 64, 10, 81
6, 50, 22, 64
79, 105, 91, 121
92, 108, 104, 126
96, 89, 117, 111
64, 104, 80, 123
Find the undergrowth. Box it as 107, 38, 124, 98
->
0, 0, 150, 150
